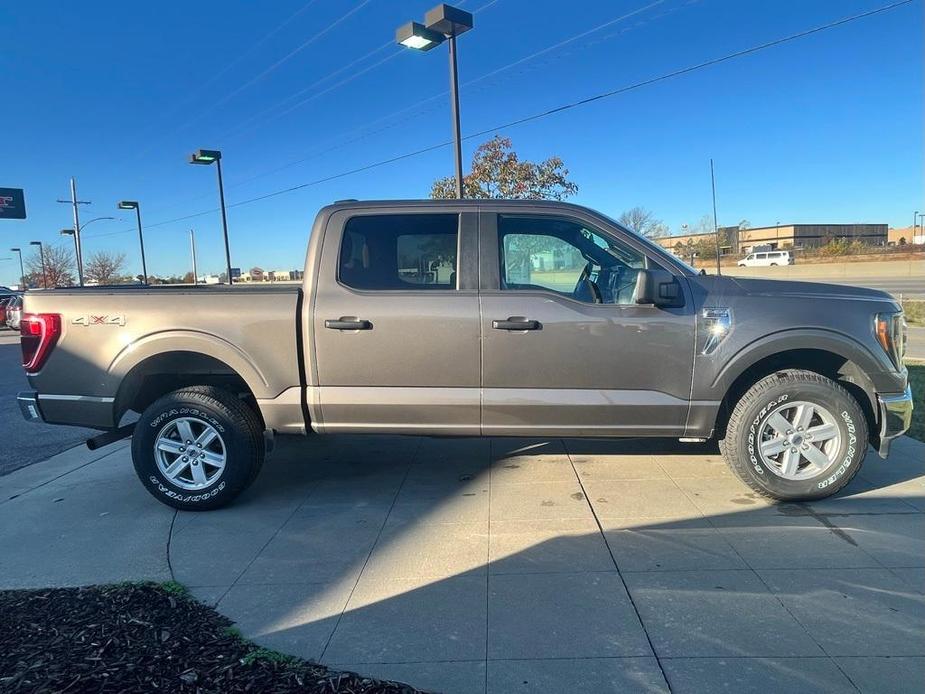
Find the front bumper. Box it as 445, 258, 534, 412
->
877, 385, 913, 457
18, 390, 44, 423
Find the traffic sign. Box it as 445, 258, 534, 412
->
0, 187, 26, 219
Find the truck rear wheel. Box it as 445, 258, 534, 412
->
132, 386, 264, 511
720, 370, 867, 501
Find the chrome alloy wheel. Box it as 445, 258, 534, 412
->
757, 401, 842, 481
154, 417, 226, 490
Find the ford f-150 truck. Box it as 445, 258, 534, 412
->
17, 199, 913, 510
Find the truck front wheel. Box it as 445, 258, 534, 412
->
720, 370, 868, 501
132, 386, 264, 511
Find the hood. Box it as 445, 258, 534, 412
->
694, 274, 896, 303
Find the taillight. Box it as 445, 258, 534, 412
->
21, 313, 61, 373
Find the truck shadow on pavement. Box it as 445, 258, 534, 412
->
166, 435, 924, 693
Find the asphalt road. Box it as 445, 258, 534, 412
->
0, 333, 94, 476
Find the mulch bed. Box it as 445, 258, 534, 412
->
0, 583, 424, 693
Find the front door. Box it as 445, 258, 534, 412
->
311, 208, 481, 434
479, 210, 696, 437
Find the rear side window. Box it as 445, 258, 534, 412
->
339, 214, 458, 290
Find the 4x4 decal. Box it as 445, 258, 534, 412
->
72, 314, 126, 327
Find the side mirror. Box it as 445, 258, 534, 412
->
634, 268, 684, 308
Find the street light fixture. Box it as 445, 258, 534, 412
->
29, 241, 47, 288
9, 248, 25, 290
396, 4, 473, 198
61, 216, 116, 277
188, 149, 234, 284
396, 22, 444, 50
117, 201, 149, 284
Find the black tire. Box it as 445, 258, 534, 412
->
719, 370, 868, 501
132, 386, 264, 511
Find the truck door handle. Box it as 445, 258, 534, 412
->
325, 318, 372, 331
492, 317, 541, 331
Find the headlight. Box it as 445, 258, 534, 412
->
702, 307, 732, 355
874, 311, 905, 369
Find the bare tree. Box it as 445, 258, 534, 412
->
690, 214, 715, 235
618, 207, 667, 238
25, 244, 76, 288
85, 250, 127, 285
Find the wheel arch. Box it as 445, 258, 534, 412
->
712, 330, 883, 444
713, 345, 879, 445
113, 350, 264, 429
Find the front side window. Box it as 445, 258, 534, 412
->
339, 214, 458, 290
498, 215, 646, 305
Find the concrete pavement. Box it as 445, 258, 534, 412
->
1, 434, 923, 693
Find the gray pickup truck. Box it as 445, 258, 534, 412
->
18, 199, 912, 509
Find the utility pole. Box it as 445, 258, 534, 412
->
189, 230, 199, 285
710, 159, 721, 276
56, 177, 91, 286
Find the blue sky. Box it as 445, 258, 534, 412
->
1, 0, 922, 282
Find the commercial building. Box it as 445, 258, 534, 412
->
657, 223, 888, 256
888, 225, 925, 245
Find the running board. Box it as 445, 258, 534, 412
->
86, 423, 136, 451
678, 437, 707, 443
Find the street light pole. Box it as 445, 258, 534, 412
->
397, 4, 473, 199
447, 34, 464, 198
30, 241, 47, 288
915, 211, 920, 241
189, 149, 233, 284
118, 201, 148, 284
189, 229, 199, 285
9, 248, 25, 289
215, 159, 233, 284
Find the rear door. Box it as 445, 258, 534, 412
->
311, 207, 481, 434
478, 209, 696, 437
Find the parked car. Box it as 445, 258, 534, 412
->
17, 199, 911, 510
738, 250, 793, 267
0, 296, 12, 328
5, 294, 23, 331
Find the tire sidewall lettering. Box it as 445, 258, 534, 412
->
148, 407, 225, 435
148, 475, 226, 503
747, 394, 789, 476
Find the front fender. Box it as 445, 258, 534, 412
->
702, 327, 896, 401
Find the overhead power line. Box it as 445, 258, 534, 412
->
85, 0, 913, 239
217, 0, 509, 145
207, 0, 680, 193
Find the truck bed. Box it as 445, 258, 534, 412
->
22, 285, 302, 430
